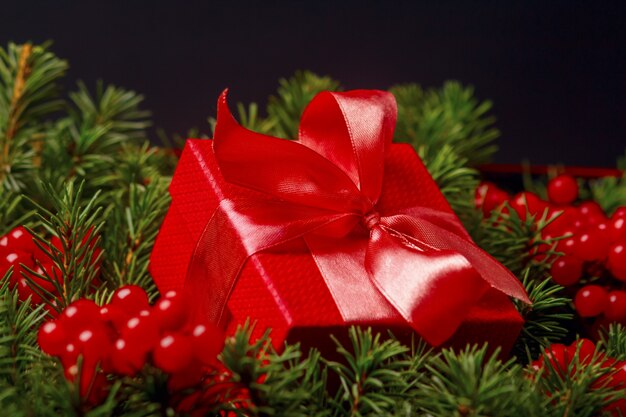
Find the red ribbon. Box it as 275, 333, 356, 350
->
185, 89, 530, 346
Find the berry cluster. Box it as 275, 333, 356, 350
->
1, 226, 102, 305
532, 339, 626, 414
37, 285, 224, 404
476, 175, 626, 326
1, 226, 57, 303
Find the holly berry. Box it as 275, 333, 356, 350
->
613, 207, 626, 219
550, 255, 583, 286
38, 320, 68, 356
153, 292, 188, 332
189, 323, 224, 365
109, 338, 146, 376
60, 299, 101, 336
75, 325, 111, 364
565, 338, 596, 365
111, 285, 150, 315
609, 215, 626, 242
99, 304, 129, 329
547, 175, 578, 205
575, 227, 610, 261
120, 314, 160, 354
608, 241, 626, 281
605, 291, 626, 322
575, 285, 609, 317
153, 333, 194, 373
510, 192, 545, 220
578, 201, 607, 226
475, 182, 509, 216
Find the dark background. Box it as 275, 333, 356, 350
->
3, 0, 626, 166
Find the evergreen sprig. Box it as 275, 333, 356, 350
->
0, 42, 67, 192
24, 180, 104, 311
391, 81, 500, 166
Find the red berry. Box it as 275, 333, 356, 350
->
61, 342, 79, 368
1, 249, 33, 287
510, 192, 545, 220
111, 285, 149, 315
74, 325, 111, 364
163, 290, 178, 298
60, 299, 101, 337
153, 293, 188, 332
566, 338, 596, 365
614, 207, 626, 219
99, 304, 129, 329
548, 206, 581, 233
38, 320, 68, 355
578, 201, 607, 226
189, 323, 224, 365
605, 291, 626, 322
608, 241, 626, 281
554, 228, 578, 256
550, 256, 583, 286
547, 175, 578, 205
609, 215, 626, 243
120, 314, 160, 354
575, 285, 609, 317
110, 338, 146, 376
7, 226, 39, 253
153, 333, 194, 373
575, 226, 611, 261
476, 182, 509, 216
544, 343, 567, 372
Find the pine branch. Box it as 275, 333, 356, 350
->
416, 345, 541, 416
0, 273, 48, 384
99, 180, 171, 301
266, 71, 341, 139
599, 324, 626, 361
417, 144, 480, 226
23, 180, 104, 311
0, 42, 67, 192
391, 81, 500, 166
512, 269, 573, 360
531, 346, 623, 417
324, 328, 424, 417
588, 174, 626, 216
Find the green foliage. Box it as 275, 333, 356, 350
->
1, 42, 626, 415
588, 173, 626, 216
531, 345, 623, 417
99, 180, 171, 302
24, 181, 104, 311
417, 144, 480, 226
599, 324, 626, 361
513, 270, 573, 360
325, 328, 423, 417
0, 42, 67, 192
416, 345, 538, 416
266, 71, 342, 139
391, 81, 500, 166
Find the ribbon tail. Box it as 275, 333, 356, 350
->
383, 214, 530, 304
365, 227, 491, 346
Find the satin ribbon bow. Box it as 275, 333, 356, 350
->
185, 89, 529, 346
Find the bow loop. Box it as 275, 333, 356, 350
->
214, 90, 365, 214
299, 90, 397, 203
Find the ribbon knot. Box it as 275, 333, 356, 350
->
185, 89, 530, 347
363, 210, 381, 230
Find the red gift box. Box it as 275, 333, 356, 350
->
150, 90, 527, 353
